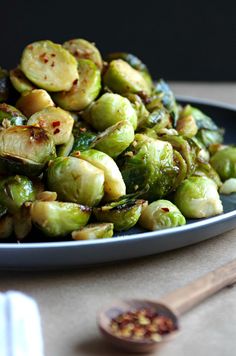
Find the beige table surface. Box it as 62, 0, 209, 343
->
1, 83, 236, 356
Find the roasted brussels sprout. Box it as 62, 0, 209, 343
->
0, 103, 27, 127
53, 59, 101, 111
47, 156, 104, 206
28, 106, 74, 145
72, 222, 114, 240
138, 108, 171, 132
57, 134, 74, 157
10, 68, 35, 93
179, 105, 224, 147
63, 38, 103, 70
93, 120, 134, 158
30, 201, 91, 237
210, 147, 236, 181
0, 125, 56, 176
16, 89, 54, 117
139, 200, 186, 230
82, 93, 137, 131
94, 199, 147, 231
119, 134, 179, 200
76, 149, 126, 201
123, 93, 150, 128
176, 114, 198, 138
103, 59, 152, 96
0, 215, 13, 239
106, 52, 152, 89
220, 178, 236, 195
193, 162, 222, 188
0, 175, 36, 214
174, 176, 223, 218
0, 67, 9, 103
21, 40, 79, 91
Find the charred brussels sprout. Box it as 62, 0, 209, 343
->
28, 106, 74, 145
0, 175, 36, 214
76, 149, 126, 201
30, 201, 91, 237
47, 156, 104, 206
174, 176, 223, 218
16, 89, 54, 117
82, 93, 137, 131
72, 223, 114, 240
0, 104, 27, 127
119, 134, 179, 200
53, 59, 101, 111
0, 126, 56, 176
103, 59, 152, 96
210, 147, 236, 181
10, 68, 35, 93
139, 200, 186, 231
0, 67, 9, 103
93, 120, 134, 158
94, 199, 147, 231
21, 40, 78, 92
63, 38, 103, 70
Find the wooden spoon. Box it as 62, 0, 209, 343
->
98, 258, 236, 353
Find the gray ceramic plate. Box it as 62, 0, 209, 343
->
1, 96, 236, 269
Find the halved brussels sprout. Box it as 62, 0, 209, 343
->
139, 200, 186, 231
21, 40, 78, 91
53, 59, 101, 111
106, 52, 152, 89
0, 67, 9, 103
63, 38, 103, 70
28, 106, 74, 145
82, 93, 137, 131
47, 156, 104, 206
179, 105, 224, 147
176, 114, 198, 138
119, 134, 178, 200
0, 104, 27, 127
94, 199, 147, 231
76, 149, 126, 201
93, 120, 134, 158
57, 134, 74, 157
210, 147, 236, 181
10, 68, 35, 93
30, 201, 91, 237
16, 89, 54, 117
72, 223, 114, 240
174, 176, 223, 218
220, 178, 236, 195
0, 215, 13, 239
0, 125, 56, 176
0, 175, 36, 214
103, 59, 151, 96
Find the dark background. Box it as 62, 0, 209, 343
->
1, 0, 236, 81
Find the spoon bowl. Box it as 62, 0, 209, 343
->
98, 299, 179, 353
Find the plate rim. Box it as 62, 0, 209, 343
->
1, 96, 236, 251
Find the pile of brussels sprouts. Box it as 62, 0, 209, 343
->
0, 38, 235, 241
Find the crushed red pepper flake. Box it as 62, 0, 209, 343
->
52, 121, 60, 127
73, 79, 78, 86
53, 128, 60, 135
110, 308, 175, 341
161, 207, 170, 212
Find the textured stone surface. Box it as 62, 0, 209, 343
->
1, 83, 236, 356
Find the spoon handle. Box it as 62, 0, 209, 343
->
161, 259, 236, 316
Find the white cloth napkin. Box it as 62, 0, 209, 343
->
0, 291, 44, 356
